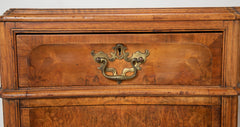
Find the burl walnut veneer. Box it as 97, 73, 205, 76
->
0, 7, 240, 127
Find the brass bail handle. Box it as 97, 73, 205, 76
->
91, 44, 149, 84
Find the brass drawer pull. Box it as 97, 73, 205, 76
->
91, 44, 149, 84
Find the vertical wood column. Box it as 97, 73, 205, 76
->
221, 96, 238, 127
0, 22, 20, 127
223, 21, 239, 88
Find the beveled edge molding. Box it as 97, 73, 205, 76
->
0, 86, 238, 99
0, 8, 238, 22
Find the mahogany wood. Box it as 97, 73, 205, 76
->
0, 7, 239, 127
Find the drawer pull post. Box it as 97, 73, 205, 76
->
91, 44, 149, 84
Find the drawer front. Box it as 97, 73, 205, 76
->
21, 105, 220, 127
17, 32, 223, 87
20, 97, 221, 127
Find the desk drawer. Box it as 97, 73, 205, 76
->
17, 32, 223, 87
20, 97, 221, 127
21, 105, 220, 127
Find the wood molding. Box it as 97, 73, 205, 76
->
3, 99, 20, 127
221, 96, 238, 127
0, 22, 18, 90
1, 86, 238, 99
19, 96, 222, 108
232, 7, 240, 19
0, 8, 239, 126
223, 21, 239, 87
0, 8, 237, 22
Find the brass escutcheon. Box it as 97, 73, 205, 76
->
91, 44, 149, 84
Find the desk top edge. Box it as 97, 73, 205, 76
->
1, 7, 240, 22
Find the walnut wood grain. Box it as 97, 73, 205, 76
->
19, 96, 222, 126
0, 8, 239, 127
17, 33, 223, 87
0, 22, 18, 89
19, 96, 221, 108
3, 99, 21, 127
20, 105, 221, 127
15, 21, 225, 31
0, 8, 236, 22
237, 87, 240, 95
233, 7, 240, 19
223, 21, 239, 87
221, 96, 238, 127
0, 22, 21, 127
238, 13, 240, 95
1, 86, 237, 99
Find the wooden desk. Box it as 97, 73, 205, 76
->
0, 7, 239, 127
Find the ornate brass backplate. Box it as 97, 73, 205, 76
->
91, 44, 149, 84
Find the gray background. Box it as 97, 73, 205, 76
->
0, 0, 240, 126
